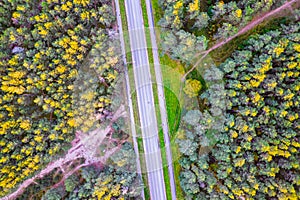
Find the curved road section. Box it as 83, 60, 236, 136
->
124, 0, 167, 200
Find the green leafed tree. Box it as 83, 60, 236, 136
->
161, 30, 207, 64
177, 21, 300, 199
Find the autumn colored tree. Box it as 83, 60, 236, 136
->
2, 106, 142, 200
177, 21, 300, 199
183, 79, 202, 98
0, 0, 121, 197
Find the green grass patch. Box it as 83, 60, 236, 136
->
160, 53, 185, 72
120, 0, 183, 198
149, 2, 186, 196
140, 0, 153, 57
118, 0, 150, 198
141, 3, 173, 195
159, 57, 186, 200
171, 143, 185, 200
131, 90, 150, 199
119, 0, 132, 65
127, 67, 135, 90
150, 0, 163, 25
140, 0, 149, 27
153, 80, 182, 200
137, 137, 150, 200
150, 0, 163, 41
132, 84, 172, 200
162, 152, 172, 200
160, 54, 184, 138
164, 88, 181, 138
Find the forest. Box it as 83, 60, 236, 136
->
157, 0, 299, 199
0, 0, 299, 199
0, 0, 142, 199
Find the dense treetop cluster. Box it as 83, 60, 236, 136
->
159, 0, 284, 35
158, 1, 299, 199
176, 22, 300, 199
0, 0, 125, 197
159, 0, 293, 65
16, 140, 142, 200
1, 0, 299, 199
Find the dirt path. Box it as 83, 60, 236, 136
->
1, 106, 126, 200
183, 0, 300, 80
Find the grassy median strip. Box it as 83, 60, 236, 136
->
140, 0, 173, 199
119, 0, 132, 65
132, 88, 151, 200
140, 0, 152, 49
152, 83, 172, 200
150, 0, 163, 24
149, 0, 186, 198
160, 50, 186, 200
120, 0, 177, 198
118, 0, 150, 198
160, 54, 183, 137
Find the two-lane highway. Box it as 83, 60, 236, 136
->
144, 0, 177, 199
114, 0, 145, 199
124, 0, 167, 200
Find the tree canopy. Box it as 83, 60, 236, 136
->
0, 0, 129, 198
177, 21, 300, 199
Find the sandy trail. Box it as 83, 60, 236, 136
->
1, 106, 127, 200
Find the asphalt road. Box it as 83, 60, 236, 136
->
124, 0, 167, 199
144, 0, 177, 199
114, 0, 145, 199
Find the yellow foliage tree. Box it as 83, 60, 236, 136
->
183, 79, 202, 98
